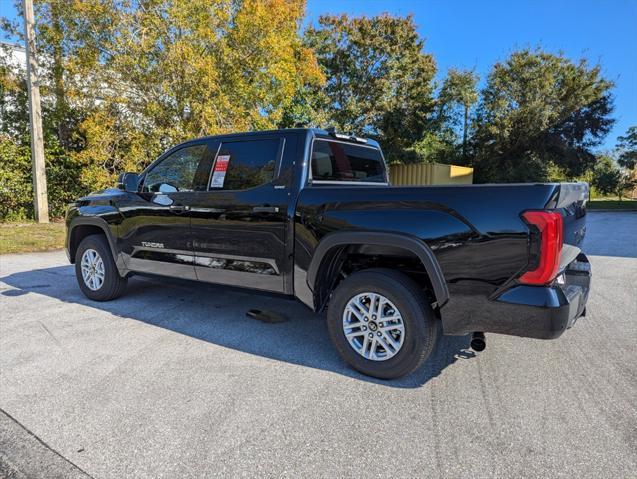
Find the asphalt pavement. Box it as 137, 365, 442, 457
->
0, 211, 636, 478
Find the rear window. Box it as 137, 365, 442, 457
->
310, 140, 386, 183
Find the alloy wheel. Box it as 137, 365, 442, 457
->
342, 292, 405, 361
81, 248, 105, 291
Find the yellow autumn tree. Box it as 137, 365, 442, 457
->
44, 0, 323, 190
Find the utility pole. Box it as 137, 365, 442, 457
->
23, 0, 49, 223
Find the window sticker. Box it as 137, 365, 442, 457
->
210, 155, 230, 188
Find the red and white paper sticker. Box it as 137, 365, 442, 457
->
210, 155, 230, 188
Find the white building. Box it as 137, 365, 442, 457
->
0, 41, 27, 71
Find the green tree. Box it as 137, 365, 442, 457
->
591, 155, 636, 200
472, 48, 614, 183
0, 0, 324, 214
278, 84, 330, 129
0, 42, 84, 220
592, 155, 621, 196
616, 126, 637, 170
616, 174, 637, 200
306, 14, 437, 162
64, 0, 323, 188
3, 0, 323, 196
437, 68, 478, 163
2, 1, 84, 149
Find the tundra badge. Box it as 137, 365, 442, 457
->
141, 242, 164, 248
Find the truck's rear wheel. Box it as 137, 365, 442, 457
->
326, 268, 437, 379
75, 234, 127, 301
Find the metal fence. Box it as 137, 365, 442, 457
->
389, 162, 474, 186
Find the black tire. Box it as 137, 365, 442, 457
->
326, 268, 438, 379
74, 234, 127, 301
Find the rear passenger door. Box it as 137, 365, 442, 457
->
188, 136, 291, 292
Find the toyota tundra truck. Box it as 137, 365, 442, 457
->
65, 128, 591, 379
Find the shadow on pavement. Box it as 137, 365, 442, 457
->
1, 265, 475, 389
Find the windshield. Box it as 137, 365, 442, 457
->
310, 139, 387, 183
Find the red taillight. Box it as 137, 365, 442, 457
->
519, 211, 563, 285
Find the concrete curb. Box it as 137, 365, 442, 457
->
0, 409, 92, 479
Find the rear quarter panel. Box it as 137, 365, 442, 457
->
294, 183, 562, 318
297, 184, 557, 279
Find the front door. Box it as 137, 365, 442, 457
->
118, 142, 213, 279
189, 136, 290, 292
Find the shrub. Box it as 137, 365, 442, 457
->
0, 135, 85, 220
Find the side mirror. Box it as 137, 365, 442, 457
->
117, 172, 140, 192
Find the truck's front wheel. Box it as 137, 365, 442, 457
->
75, 234, 127, 301
326, 269, 437, 379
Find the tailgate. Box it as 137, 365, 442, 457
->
554, 182, 588, 270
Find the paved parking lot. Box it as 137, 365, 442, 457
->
1, 211, 636, 478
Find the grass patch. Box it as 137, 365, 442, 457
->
588, 199, 637, 210
0, 221, 66, 254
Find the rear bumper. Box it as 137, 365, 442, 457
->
441, 254, 591, 339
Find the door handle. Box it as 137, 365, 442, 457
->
252, 206, 279, 213
169, 204, 190, 213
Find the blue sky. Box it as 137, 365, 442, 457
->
2, 0, 635, 149
306, 0, 637, 150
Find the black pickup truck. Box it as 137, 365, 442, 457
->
65, 128, 591, 379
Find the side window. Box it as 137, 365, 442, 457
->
210, 139, 279, 190
311, 140, 387, 183
143, 144, 208, 193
